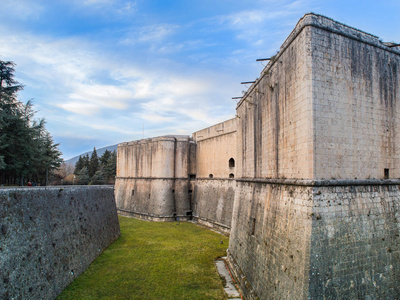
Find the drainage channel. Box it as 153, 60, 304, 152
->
215, 257, 242, 299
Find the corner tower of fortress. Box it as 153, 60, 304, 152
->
115, 13, 400, 299
115, 136, 196, 221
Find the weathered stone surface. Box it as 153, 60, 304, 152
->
193, 118, 237, 179
309, 185, 400, 299
228, 182, 313, 299
0, 186, 120, 300
115, 122, 237, 229
310, 19, 400, 180
193, 179, 236, 233
115, 136, 195, 221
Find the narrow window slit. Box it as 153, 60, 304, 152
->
251, 218, 256, 236
384, 168, 389, 179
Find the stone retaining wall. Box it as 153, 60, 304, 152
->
0, 186, 120, 300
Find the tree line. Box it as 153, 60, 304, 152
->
0, 60, 62, 186
73, 148, 116, 185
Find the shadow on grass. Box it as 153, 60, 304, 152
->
57, 216, 229, 300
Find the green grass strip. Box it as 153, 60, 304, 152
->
58, 216, 229, 300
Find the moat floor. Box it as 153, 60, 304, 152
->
57, 216, 229, 300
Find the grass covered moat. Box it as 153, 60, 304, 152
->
57, 216, 229, 300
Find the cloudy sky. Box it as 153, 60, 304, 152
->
0, 0, 399, 159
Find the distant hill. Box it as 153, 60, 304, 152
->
65, 144, 118, 166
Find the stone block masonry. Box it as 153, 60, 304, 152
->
0, 186, 120, 300
227, 181, 313, 299
227, 180, 400, 299
115, 136, 195, 221
309, 183, 400, 299
193, 179, 236, 234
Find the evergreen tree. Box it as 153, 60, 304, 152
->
0, 61, 23, 103
90, 170, 105, 185
88, 147, 99, 178
83, 154, 90, 169
100, 149, 111, 166
0, 156, 5, 170
77, 166, 90, 185
0, 60, 62, 185
104, 150, 117, 183
74, 156, 84, 175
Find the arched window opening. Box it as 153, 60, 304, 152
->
229, 158, 235, 168
209, 174, 213, 178
229, 173, 234, 179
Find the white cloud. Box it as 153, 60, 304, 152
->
0, 0, 44, 19
57, 102, 100, 116
139, 112, 176, 124
121, 23, 178, 45
212, 0, 313, 46
226, 10, 266, 26
69, 83, 133, 110
138, 24, 177, 42
71, 0, 137, 15
0, 24, 237, 137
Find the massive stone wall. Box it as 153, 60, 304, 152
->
191, 118, 237, 231
227, 13, 400, 299
0, 186, 120, 300
310, 16, 400, 179
228, 180, 400, 299
235, 15, 314, 180
193, 118, 237, 179
309, 182, 400, 299
227, 181, 313, 299
192, 179, 236, 233
115, 136, 195, 221
116, 121, 238, 230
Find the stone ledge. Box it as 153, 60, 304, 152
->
236, 178, 400, 187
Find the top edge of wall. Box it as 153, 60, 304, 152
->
118, 135, 192, 147
236, 12, 400, 109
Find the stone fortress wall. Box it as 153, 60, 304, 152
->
0, 186, 120, 300
191, 118, 237, 232
228, 13, 400, 299
114, 13, 400, 299
115, 136, 195, 221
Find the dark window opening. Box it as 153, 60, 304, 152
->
148, 194, 151, 199
186, 211, 193, 216
188, 190, 193, 194
251, 218, 256, 236
229, 173, 235, 179
131, 190, 135, 196
189, 174, 196, 180
172, 189, 175, 194
384, 168, 389, 179
229, 158, 235, 168
209, 174, 213, 178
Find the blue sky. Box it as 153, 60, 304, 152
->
0, 0, 399, 159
